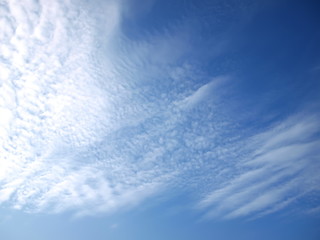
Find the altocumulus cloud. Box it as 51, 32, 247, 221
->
0, 0, 176, 216
0, 0, 320, 220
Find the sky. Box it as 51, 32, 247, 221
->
0, 0, 320, 239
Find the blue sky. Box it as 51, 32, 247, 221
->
0, 0, 320, 239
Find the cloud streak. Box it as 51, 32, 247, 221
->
198, 113, 320, 220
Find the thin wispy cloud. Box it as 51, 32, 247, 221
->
198, 113, 320, 220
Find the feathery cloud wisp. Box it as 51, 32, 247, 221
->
198, 114, 320, 219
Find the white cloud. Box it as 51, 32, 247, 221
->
0, 0, 165, 214
197, 113, 320, 220
0, 0, 195, 216
0, 0, 319, 221
177, 76, 229, 110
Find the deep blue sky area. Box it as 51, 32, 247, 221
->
123, 0, 320, 122
0, 0, 319, 239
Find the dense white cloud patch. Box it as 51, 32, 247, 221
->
0, 0, 319, 220
0, 0, 200, 215
0, 0, 167, 214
